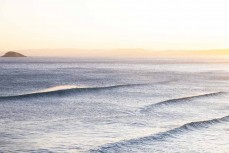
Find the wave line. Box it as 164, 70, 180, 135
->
0, 83, 146, 101
90, 115, 229, 152
140, 92, 225, 113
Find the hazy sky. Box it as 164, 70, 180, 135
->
1, 0, 229, 51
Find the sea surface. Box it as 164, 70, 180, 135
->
0, 57, 228, 153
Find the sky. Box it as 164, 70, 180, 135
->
1, 0, 229, 56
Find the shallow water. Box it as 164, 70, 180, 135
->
0, 58, 228, 153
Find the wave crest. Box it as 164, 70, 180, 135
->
0, 83, 146, 101
90, 115, 229, 153
140, 92, 225, 113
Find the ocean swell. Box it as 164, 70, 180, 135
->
90, 115, 229, 153
140, 92, 226, 113
0, 84, 146, 101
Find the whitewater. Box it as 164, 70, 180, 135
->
0, 58, 228, 153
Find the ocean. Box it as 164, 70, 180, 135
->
0, 58, 228, 153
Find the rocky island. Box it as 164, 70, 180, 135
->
2, 51, 26, 57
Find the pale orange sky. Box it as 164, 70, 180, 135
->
1, 48, 229, 59
1, 0, 229, 56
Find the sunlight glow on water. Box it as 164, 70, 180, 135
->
38, 85, 85, 93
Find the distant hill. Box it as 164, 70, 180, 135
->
2, 51, 26, 57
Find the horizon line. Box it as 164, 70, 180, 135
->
1, 48, 229, 58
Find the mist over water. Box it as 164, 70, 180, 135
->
0, 58, 228, 153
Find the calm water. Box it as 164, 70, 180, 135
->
0, 58, 228, 153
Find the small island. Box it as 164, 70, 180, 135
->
2, 51, 26, 57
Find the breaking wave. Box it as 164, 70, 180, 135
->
140, 92, 225, 113
0, 83, 146, 101
0, 79, 176, 101
90, 115, 229, 153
